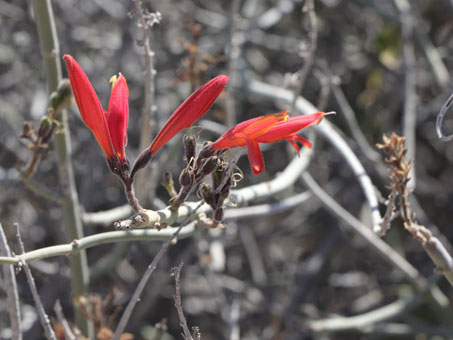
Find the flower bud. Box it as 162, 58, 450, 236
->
179, 168, 192, 187
198, 183, 215, 206
199, 157, 219, 177
131, 149, 153, 179
50, 79, 73, 113
21, 121, 35, 140
163, 171, 177, 197
38, 116, 55, 143
184, 134, 196, 163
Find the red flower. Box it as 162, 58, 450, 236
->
149, 75, 229, 154
211, 111, 328, 174
64, 55, 129, 164
131, 75, 229, 178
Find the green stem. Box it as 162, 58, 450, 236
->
32, 0, 93, 336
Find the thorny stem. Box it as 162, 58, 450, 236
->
32, 0, 92, 336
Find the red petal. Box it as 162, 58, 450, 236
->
107, 74, 129, 162
256, 112, 325, 143
287, 139, 301, 156
289, 134, 312, 149
64, 55, 114, 159
150, 75, 229, 154
211, 111, 287, 150
240, 133, 265, 175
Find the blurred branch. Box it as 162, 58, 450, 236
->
32, 0, 91, 335
245, 79, 384, 233
322, 64, 381, 162
0, 223, 196, 265
132, 0, 161, 202
112, 221, 195, 340
225, 191, 311, 220
306, 296, 418, 333
436, 93, 453, 142
301, 172, 426, 289
291, 0, 317, 110
53, 300, 76, 340
225, 0, 241, 128
22, 178, 62, 204
394, 0, 417, 190
0, 222, 22, 340
83, 204, 133, 226
15, 224, 57, 340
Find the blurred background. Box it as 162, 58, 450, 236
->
1, 0, 453, 339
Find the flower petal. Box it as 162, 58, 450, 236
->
107, 74, 129, 162
64, 55, 115, 159
211, 111, 288, 150
239, 133, 265, 175
150, 75, 229, 154
256, 112, 325, 143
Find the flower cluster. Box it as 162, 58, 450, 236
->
64, 55, 330, 214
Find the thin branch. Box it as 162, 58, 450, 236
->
301, 172, 426, 289
132, 0, 161, 202
0, 222, 22, 340
378, 189, 397, 237
112, 221, 196, 340
171, 263, 193, 340
225, 0, 241, 128
53, 300, 76, 340
15, 224, 57, 340
306, 296, 418, 333
325, 66, 381, 162
436, 93, 453, 142
291, 0, 318, 110
0, 224, 196, 265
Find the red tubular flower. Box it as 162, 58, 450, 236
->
131, 75, 229, 178
211, 111, 328, 175
64, 55, 129, 165
149, 75, 229, 154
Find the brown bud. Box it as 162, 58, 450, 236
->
21, 121, 35, 140
184, 134, 196, 163
179, 168, 192, 187
131, 149, 153, 179
199, 157, 219, 176
198, 183, 215, 207
38, 116, 55, 143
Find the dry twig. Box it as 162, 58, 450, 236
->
171, 263, 194, 340
377, 133, 453, 286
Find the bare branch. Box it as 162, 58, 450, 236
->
171, 263, 194, 340
301, 172, 426, 290
15, 224, 57, 340
0, 224, 196, 265
0, 222, 22, 340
